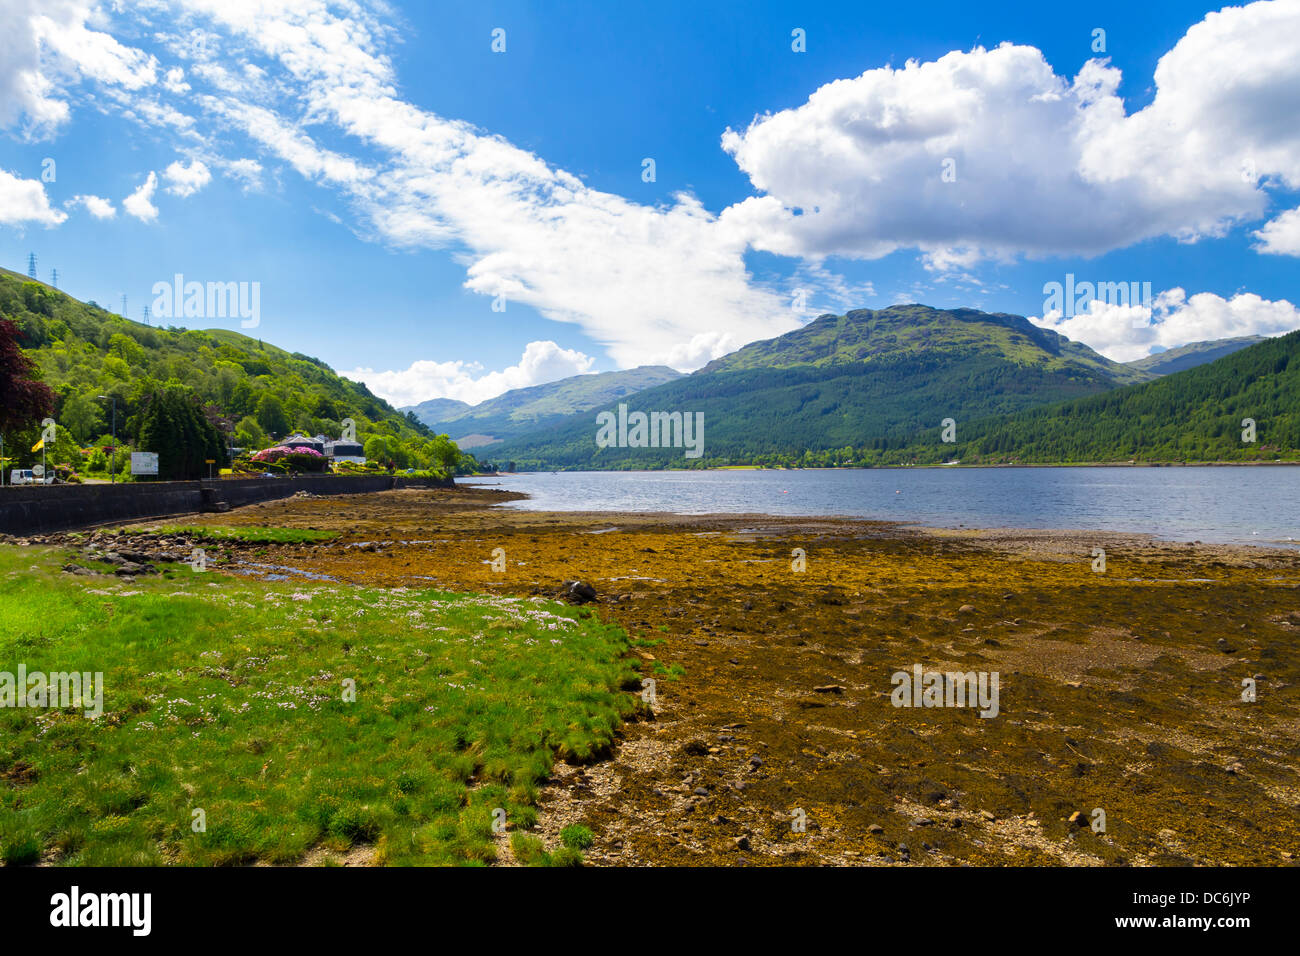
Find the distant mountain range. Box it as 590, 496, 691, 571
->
402, 365, 682, 447
1122, 336, 1267, 376
483, 305, 1156, 467
470, 306, 1295, 468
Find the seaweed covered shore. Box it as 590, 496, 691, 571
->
65, 485, 1300, 866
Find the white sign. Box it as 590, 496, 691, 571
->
131, 452, 159, 476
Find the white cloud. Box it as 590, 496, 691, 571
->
1034, 289, 1300, 363
343, 340, 597, 407
3, 0, 1295, 371
66, 193, 116, 219
162, 66, 189, 94
221, 157, 264, 191
0, 0, 157, 139
163, 0, 797, 371
718, 0, 1300, 269
1254, 206, 1300, 257
0, 168, 67, 227
163, 158, 211, 197
123, 171, 159, 222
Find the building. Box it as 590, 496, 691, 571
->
324, 439, 365, 465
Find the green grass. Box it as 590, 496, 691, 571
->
118, 525, 339, 545
560, 823, 594, 851
0, 545, 637, 866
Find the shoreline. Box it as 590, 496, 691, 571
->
79, 484, 1300, 866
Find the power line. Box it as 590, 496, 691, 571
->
27, 253, 36, 278
50, 268, 58, 288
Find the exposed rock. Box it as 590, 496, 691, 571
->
561, 580, 598, 604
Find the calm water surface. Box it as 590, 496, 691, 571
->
463, 467, 1300, 546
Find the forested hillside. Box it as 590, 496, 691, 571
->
0, 268, 460, 476
486, 305, 1152, 469
882, 329, 1300, 465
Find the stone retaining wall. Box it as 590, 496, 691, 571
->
0, 474, 451, 536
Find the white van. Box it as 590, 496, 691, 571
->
9, 469, 54, 485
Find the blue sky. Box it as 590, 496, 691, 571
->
1, 0, 1297, 406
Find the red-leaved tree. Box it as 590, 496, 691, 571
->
0, 317, 55, 434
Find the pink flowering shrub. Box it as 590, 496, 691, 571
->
250, 445, 327, 472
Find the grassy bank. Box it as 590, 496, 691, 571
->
0, 544, 638, 866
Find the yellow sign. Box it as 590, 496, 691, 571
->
31, 438, 44, 452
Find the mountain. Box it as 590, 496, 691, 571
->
0, 266, 443, 467
403, 365, 683, 446
703, 305, 1151, 385
1123, 336, 1267, 376
882, 330, 1300, 464
405, 397, 471, 423
485, 305, 1154, 469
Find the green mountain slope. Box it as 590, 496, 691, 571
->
883, 330, 1300, 464
0, 267, 449, 470
705, 305, 1151, 385
485, 305, 1150, 469
403, 365, 683, 446
1123, 336, 1267, 376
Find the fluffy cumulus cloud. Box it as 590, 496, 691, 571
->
1034, 289, 1300, 363
1254, 207, 1300, 257
343, 340, 597, 407
163, 158, 211, 196
66, 193, 115, 219
719, 0, 1300, 268
0, 168, 67, 227
122, 171, 159, 222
